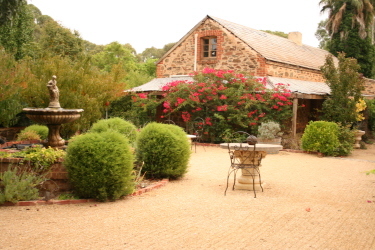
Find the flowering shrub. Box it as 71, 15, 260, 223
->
123, 68, 293, 142
159, 68, 292, 141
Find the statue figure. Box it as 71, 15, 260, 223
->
47, 75, 61, 108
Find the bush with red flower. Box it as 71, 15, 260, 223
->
111, 68, 293, 142
159, 68, 292, 142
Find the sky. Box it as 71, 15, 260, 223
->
27, 0, 328, 54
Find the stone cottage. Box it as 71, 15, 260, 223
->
132, 15, 375, 135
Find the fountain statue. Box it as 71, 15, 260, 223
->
23, 76, 84, 148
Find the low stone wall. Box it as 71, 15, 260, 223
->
0, 157, 71, 194
0, 127, 25, 142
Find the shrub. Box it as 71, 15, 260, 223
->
0, 167, 45, 204
136, 122, 191, 179
16, 130, 40, 141
366, 99, 375, 132
64, 131, 134, 201
22, 125, 49, 140
89, 117, 138, 146
13, 145, 66, 175
257, 121, 282, 139
336, 124, 355, 156
301, 121, 340, 156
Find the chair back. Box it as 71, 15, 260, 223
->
163, 120, 175, 125
227, 131, 265, 168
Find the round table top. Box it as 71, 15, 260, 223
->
220, 143, 283, 154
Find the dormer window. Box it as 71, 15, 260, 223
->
202, 37, 217, 58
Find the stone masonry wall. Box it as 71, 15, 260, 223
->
364, 78, 375, 98
156, 18, 325, 83
156, 19, 259, 78
265, 61, 325, 82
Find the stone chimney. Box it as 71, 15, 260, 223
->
288, 32, 302, 46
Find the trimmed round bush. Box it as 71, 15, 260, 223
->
90, 117, 138, 146
136, 122, 191, 179
64, 131, 134, 201
21, 125, 48, 140
301, 121, 340, 156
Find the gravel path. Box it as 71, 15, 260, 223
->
1, 145, 375, 249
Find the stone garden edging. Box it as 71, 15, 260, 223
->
0, 179, 169, 207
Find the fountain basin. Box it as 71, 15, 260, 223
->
23, 108, 84, 124
23, 108, 84, 148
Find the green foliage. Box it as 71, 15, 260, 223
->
108, 93, 159, 128
257, 121, 282, 139
16, 130, 40, 141
261, 30, 288, 38
139, 43, 176, 62
366, 99, 375, 131
64, 131, 134, 201
136, 122, 191, 179
13, 145, 65, 174
0, 49, 33, 127
0, 167, 44, 204
320, 0, 375, 78
21, 124, 48, 140
21, 55, 127, 138
335, 124, 355, 156
320, 53, 365, 126
92, 42, 137, 72
133, 68, 292, 142
0, 3, 34, 60
0, 0, 26, 26
89, 118, 138, 146
302, 121, 340, 156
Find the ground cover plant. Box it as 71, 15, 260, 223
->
0, 145, 65, 204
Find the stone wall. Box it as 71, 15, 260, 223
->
265, 61, 325, 82
157, 18, 259, 78
156, 18, 325, 83
364, 78, 375, 98
0, 157, 71, 194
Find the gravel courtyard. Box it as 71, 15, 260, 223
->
1, 145, 375, 249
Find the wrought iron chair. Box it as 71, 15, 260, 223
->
162, 120, 176, 125
189, 117, 206, 152
224, 131, 265, 198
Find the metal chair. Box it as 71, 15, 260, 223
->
163, 120, 175, 125
189, 117, 206, 152
224, 131, 264, 198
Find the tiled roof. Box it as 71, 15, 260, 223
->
210, 16, 332, 70
267, 77, 330, 95
128, 76, 193, 92
128, 76, 330, 96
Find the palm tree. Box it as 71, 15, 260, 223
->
320, 0, 375, 39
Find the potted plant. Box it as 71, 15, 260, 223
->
257, 121, 283, 145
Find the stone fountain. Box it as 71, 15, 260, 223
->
23, 76, 84, 148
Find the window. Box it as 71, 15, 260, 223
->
202, 37, 217, 58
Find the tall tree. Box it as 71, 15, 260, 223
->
0, 2, 34, 59
0, 0, 26, 26
320, 0, 375, 77
315, 20, 331, 50
321, 52, 365, 126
